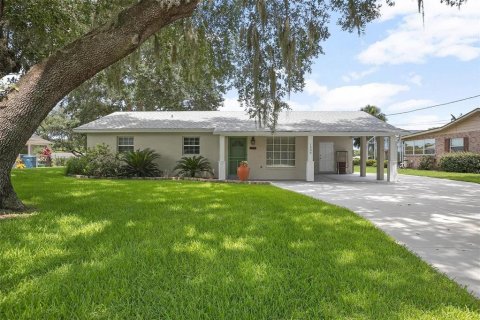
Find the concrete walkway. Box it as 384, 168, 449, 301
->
273, 174, 480, 298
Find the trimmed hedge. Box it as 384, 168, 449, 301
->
353, 159, 388, 168
439, 152, 480, 173
418, 155, 436, 170
65, 157, 89, 175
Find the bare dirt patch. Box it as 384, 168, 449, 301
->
0, 210, 37, 220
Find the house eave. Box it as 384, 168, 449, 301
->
73, 128, 215, 134
216, 131, 401, 136
74, 128, 402, 136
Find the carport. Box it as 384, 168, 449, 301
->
357, 135, 399, 182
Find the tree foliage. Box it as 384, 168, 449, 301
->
35, 107, 85, 153
2, 0, 227, 127
354, 105, 387, 148
361, 105, 387, 122
1, 0, 469, 128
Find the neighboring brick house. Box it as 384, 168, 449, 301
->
401, 108, 480, 168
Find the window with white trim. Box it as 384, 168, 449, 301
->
424, 139, 435, 154
450, 138, 464, 152
404, 139, 435, 155
404, 141, 414, 155
117, 136, 134, 153
183, 137, 200, 155
266, 137, 295, 167
413, 140, 424, 155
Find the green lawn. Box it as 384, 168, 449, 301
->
354, 166, 480, 184
354, 165, 382, 174
398, 168, 480, 184
1, 168, 479, 319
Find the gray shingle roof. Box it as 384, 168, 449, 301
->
74, 111, 402, 134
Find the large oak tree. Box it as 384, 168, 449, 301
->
0, 0, 466, 211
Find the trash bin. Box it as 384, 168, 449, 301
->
20, 155, 37, 168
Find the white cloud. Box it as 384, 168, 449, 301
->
385, 99, 435, 113
341, 67, 378, 82
390, 114, 449, 131
291, 79, 409, 111
359, 1, 480, 65
221, 97, 242, 111
304, 79, 328, 96
287, 100, 313, 111
408, 73, 423, 86
378, 0, 418, 22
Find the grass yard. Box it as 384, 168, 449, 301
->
397, 168, 480, 184
353, 165, 382, 175
1, 168, 479, 319
354, 165, 480, 184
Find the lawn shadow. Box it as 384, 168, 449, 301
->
1, 169, 479, 319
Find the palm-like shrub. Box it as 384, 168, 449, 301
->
174, 156, 213, 178
121, 148, 161, 177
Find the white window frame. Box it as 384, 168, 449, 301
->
117, 136, 134, 153
266, 137, 296, 167
413, 140, 425, 155
424, 139, 436, 155
403, 139, 436, 156
404, 141, 414, 155
450, 138, 464, 153
183, 137, 200, 155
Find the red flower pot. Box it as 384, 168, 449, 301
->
237, 166, 250, 181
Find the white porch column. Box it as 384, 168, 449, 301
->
218, 136, 226, 180
27, 143, 32, 155
360, 136, 367, 177
387, 136, 398, 182
306, 135, 314, 182
376, 136, 385, 181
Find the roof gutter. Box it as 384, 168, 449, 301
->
73, 128, 214, 134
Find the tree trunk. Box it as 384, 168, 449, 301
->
0, 0, 199, 211
0, 162, 24, 210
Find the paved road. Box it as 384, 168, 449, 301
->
273, 174, 480, 298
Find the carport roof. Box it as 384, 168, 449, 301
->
74, 111, 403, 135
27, 134, 53, 145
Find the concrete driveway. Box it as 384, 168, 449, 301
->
273, 174, 480, 298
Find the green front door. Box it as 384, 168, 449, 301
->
228, 137, 247, 176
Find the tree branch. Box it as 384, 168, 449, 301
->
0, 0, 200, 210
0, 0, 4, 26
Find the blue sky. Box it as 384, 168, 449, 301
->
223, 1, 480, 130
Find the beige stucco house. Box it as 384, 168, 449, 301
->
74, 111, 402, 181
401, 108, 480, 168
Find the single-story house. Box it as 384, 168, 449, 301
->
401, 108, 480, 168
25, 134, 53, 155
74, 111, 403, 182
